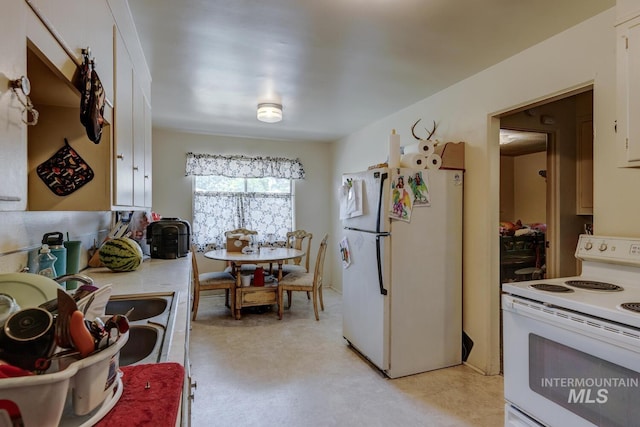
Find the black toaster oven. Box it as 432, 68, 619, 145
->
146, 218, 190, 259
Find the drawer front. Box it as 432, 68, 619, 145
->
238, 287, 277, 306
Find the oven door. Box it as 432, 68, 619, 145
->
502, 294, 640, 427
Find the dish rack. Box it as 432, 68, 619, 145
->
0, 331, 129, 427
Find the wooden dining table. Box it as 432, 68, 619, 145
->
204, 247, 305, 319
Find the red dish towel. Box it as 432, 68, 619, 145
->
95, 362, 185, 427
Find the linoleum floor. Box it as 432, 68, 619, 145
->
189, 288, 504, 427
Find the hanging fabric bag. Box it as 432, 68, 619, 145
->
79, 54, 105, 144
79, 54, 92, 127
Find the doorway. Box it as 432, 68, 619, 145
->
499, 129, 547, 284
497, 88, 594, 372
499, 88, 593, 279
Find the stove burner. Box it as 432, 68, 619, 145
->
620, 303, 640, 313
530, 284, 574, 293
565, 280, 624, 292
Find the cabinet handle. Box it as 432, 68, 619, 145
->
0, 196, 22, 202
189, 380, 197, 401
117, 154, 124, 160
144, 175, 149, 179
133, 166, 139, 171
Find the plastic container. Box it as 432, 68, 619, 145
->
42, 232, 67, 280
62, 241, 82, 290
36, 244, 57, 279
0, 331, 128, 427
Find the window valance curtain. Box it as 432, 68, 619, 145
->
185, 153, 305, 179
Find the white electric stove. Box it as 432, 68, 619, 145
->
502, 235, 640, 427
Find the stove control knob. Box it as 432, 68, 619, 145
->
585, 242, 593, 250
599, 242, 608, 252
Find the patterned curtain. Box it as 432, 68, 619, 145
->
185, 153, 305, 179
187, 153, 304, 251
192, 192, 292, 251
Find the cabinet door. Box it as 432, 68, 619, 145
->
132, 76, 145, 207
25, 0, 114, 105
0, 0, 28, 210
627, 20, 640, 162
618, 17, 640, 165
114, 29, 133, 207
143, 95, 152, 208
83, 0, 115, 103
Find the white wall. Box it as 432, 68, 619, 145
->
0, 211, 111, 273
330, 8, 619, 374
151, 128, 332, 271
500, 152, 547, 225
513, 152, 547, 224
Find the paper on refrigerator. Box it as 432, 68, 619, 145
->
339, 178, 363, 219
407, 170, 431, 207
388, 169, 413, 222
339, 237, 351, 268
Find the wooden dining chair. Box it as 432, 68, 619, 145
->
279, 230, 313, 275
225, 228, 258, 239
191, 245, 236, 320
224, 228, 259, 273
278, 234, 328, 321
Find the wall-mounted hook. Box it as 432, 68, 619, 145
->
9, 76, 31, 96
9, 76, 38, 126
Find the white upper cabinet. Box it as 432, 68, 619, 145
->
132, 74, 147, 208
114, 27, 151, 209
143, 95, 152, 208
24, 0, 114, 102
10, 0, 152, 210
618, 0, 640, 22
617, 0, 640, 167
0, 0, 28, 210
113, 29, 134, 207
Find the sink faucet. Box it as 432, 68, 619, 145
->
54, 274, 95, 287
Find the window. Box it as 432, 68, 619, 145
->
185, 153, 305, 251
192, 176, 293, 249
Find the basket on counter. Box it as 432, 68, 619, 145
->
0, 331, 128, 427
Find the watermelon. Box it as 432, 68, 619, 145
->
99, 237, 143, 272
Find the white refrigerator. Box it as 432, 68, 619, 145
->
341, 167, 463, 378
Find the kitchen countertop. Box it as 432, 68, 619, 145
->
81, 255, 192, 365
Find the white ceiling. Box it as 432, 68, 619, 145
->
127, 0, 614, 143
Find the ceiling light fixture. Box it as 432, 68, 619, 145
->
257, 103, 283, 123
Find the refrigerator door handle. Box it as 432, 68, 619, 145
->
376, 234, 388, 295
376, 172, 388, 233
375, 172, 389, 295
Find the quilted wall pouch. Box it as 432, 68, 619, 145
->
37, 138, 94, 196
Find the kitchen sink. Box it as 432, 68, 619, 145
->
118, 326, 160, 366
105, 297, 168, 321
106, 292, 176, 366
